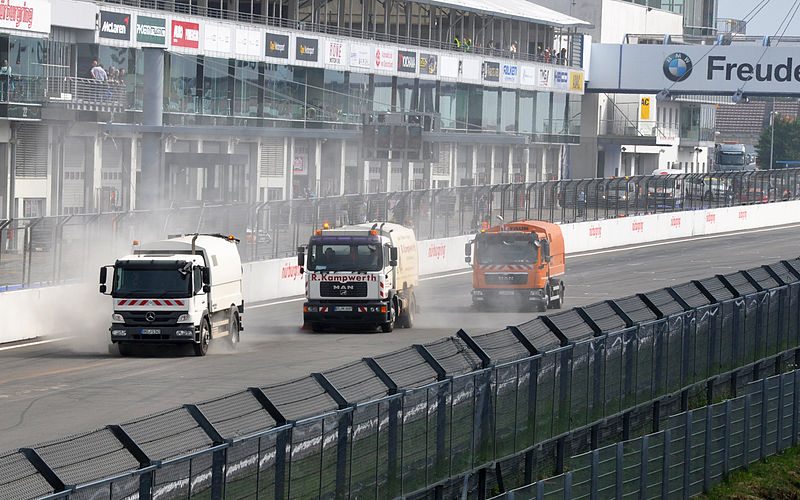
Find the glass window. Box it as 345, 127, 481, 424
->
481, 87, 498, 131
396, 76, 416, 112
519, 91, 534, 134
233, 60, 259, 117
552, 93, 567, 134
322, 69, 347, 123
308, 240, 383, 271
567, 94, 581, 135
373, 75, 392, 112
439, 82, 457, 129
347, 72, 369, 120
534, 92, 552, 134
419, 80, 435, 114
263, 64, 301, 121
167, 53, 198, 113
202, 57, 230, 115
500, 89, 516, 132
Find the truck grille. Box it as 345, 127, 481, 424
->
121, 311, 182, 326
319, 281, 368, 297
485, 273, 528, 285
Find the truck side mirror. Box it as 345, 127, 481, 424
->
542, 239, 551, 263
201, 267, 211, 285
99, 266, 112, 295
297, 251, 305, 267
464, 242, 471, 257
390, 246, 398, 267
203, 284, 211, 293
99, 284, 107, 294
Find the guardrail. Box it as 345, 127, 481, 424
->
2, 169, 799, 291
492, 370, 800, 499
4, 255, 800, 500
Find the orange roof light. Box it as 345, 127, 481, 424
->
228, 235, 235, 240
315, 230, 322, 236
370, 230, 377, 236
132, 240, 140, 245
322, 222, 330, 229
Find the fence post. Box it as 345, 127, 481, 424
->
615, 442, 624, 499
760, 377, 769, 460
639, 435, 649, 500
564, 470, 573, 498
794, 371, 800, 447
661, 428, 671, 500
682, 411, 692, 500
744, 393, 751, 468
778, 373, 786, 452
652, 400, 661, 433
590, 449, 598, 500
703, 405, 712, 493
723, 400, 731, 479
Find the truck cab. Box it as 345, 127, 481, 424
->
100, 234, 244, 356
466, 220, 565, 311
299, 222, 418, 332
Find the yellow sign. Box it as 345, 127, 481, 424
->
569, 72, 584, 91
640, 97, 651, 120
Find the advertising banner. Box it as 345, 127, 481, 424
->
554, 69, 569, 89
520, 65, 537, 86
440, 56, 459, 78
99, 10, 130, 40
350, 43, 370, 68
420, 53, 438, 75
205, 24, 231, 53
235, 28, 261, 57
265, 32, 289, 58
293, 154, 307, 175
398, 50, 416, 73
0, 0, 51, 34
171, 20, 199, 49
296, 36, 318, 62
569, 71, 584, 91
326, 40, 346, 65
136, 15, 166, 44
538, 67, 552, 87
483, 61, 500, 82
590, 43, 800, 95
375, 47, 395, 70
501, 63, 518, 83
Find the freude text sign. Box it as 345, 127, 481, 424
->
589, 44, 800, 96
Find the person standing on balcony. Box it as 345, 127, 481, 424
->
0, 60, 12, 101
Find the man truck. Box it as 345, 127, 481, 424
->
466, 219, 565, 311
99, 234, 244, 356
298, 222, 418, 332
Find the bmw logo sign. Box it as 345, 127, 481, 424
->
663, 52, 693, 82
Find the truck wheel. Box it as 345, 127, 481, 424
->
550, 280, 564, 309
381, 304, 396, 333
113, 343, 132, 356
399, 294, 415, 328
194, 320, 210, 356
228, 312, 240, 346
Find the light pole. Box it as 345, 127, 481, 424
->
769, 98, 776, 170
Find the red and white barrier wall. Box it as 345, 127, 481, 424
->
4, 200, 800, 344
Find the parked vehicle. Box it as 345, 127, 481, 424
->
298, 222, 418, 332
647, 169, 684, 209
466, 219, 565, 311
713, 143, 757, 172
99, 234, 244, 356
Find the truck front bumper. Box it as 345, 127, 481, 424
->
472, 288, 546, 306
109, 325, 197, 343
303, 301, 392, 325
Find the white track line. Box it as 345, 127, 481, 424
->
0, 337, 72, 351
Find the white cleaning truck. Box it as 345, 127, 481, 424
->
99, 234, 244, 356
298, 222, 418, 332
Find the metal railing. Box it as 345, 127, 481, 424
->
2, 169, 800, 291
492, 370, 800, 499
46, 76, 128, 109
5, 255, 800, 499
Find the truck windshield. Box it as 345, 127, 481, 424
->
113, 266, 192, 298
476, 234, 538, 265
308, 242, 383, 272
718, 152, 745, 165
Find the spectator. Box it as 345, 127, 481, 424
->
463, 38, 472, 52
453, 36, 461, 51
578, 190, 586, 217
0, 60, 12, 101
90, 60, 104, 80
510, 41, 518, 57
559, 48, 568, 65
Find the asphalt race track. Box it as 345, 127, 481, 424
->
1, 225, 799, 452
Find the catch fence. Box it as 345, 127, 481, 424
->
5, 256, 800, 499
2, 168, 799, 290
492, 370, 800, 500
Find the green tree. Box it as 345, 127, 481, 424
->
756, 116, 800, 169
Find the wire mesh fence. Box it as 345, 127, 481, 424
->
5, 256, 800, 499
3, 168, 800, 290
492, 370, 800, 500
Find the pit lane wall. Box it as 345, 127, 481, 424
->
2, 201, 798, 344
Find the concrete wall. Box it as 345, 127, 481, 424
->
5, 200, 800, 344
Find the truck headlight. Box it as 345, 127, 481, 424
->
177, 314, 192, 323
112, 314, 124, 323
111, 329, 126, 337
175, 329, 194, 337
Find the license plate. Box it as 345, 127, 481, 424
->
335, 306, 353, 312
498, 291, 515, 296
141, 328, 161, 335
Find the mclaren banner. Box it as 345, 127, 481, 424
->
588, 44, 800, 96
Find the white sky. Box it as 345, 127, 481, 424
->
717, 0, 800, 36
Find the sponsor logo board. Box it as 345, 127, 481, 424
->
99, 10, 130, 40
296, 36, 318, 62
136, 15, 166, 44
171, 20, 199, 48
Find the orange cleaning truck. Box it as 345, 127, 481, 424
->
465, 219, 565, 311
